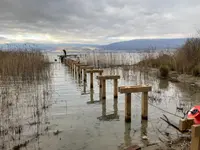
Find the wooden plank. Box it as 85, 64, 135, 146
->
86, 69, 103, 73
72, 61, 79, 65
96, 75, 120, 80
179, 118, 194, 131
191, 125, 200, 150
119, 85, 152, 93
75, 63, 86, 66
80, 66, 94, 69
192, 125, 200, 137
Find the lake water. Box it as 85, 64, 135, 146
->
1, 52, 199, 150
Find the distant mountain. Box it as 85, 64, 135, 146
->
0, 43, 99, 51
0, 38, 188, 52
101, 38, 187, 51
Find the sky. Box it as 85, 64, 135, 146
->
0, 0, 200, 44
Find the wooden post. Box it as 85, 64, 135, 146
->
102, 97, 106, 116
78, 66, 81, 79
142, 92, 148, 120
114, 79, 118, 99
86, 69, 103, 90
179, 118, 194, 132
99, 72, 103, 100
125, 93, 131, 122
74, 64, 77, 77
80, 68, 83, 79
96, 75, 120, 101
124, 122, 131, 147
90, 72, 93, 89
90, 90, 94, 103
114, 98, 118, 116
82, 66, 93, 83
83, 68, 87, 83
102, 79, 106, 100
72, 62, 74, 73
119, 85, 152, 122
191, 125, 200, 150
83, 82, 86, 94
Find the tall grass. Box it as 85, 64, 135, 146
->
0, 49, 52, 149
79, 51, 144, 68
0, 50, 50, 82
137, 38, 200, 76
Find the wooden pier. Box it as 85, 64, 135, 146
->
62, 57, 200, 149
119, 85, 152, 122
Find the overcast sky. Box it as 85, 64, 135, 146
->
0, 0, 200, 44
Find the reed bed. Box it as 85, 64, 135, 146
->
137, 38, 200, 76
0, 50, 51, 83
79, 51, 146, 68
0, 49, 53, 149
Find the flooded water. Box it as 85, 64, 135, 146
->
1, 52, 200, 150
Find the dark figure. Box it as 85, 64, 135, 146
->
60, 56, 65, 63
63, 49, 67, 57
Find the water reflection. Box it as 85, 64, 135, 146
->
78, 76, 82, 86
81, 82, 90, 95
97, 98, 119, 121
159, 79, 169, 89
141, 120, 149, 145
0, 80, 53, 150
124, 123, 131, 147
87, 90, 100, 104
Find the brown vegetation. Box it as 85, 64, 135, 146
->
0, 50, 50, 82
138, 38, 200, 77
0, 49, 52, 149
79, 52, 141, 68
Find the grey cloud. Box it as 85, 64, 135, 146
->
0, 0, 200, 43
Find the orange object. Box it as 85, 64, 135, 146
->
187, 105, 200, 124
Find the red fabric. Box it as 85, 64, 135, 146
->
187, 106, 200, 124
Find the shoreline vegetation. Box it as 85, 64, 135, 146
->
0, 49, 51, 83
0, 49, 52, 150
134, 37, 200, 87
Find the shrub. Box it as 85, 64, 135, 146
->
159, 65, 169, 78
192, 65, 200, 77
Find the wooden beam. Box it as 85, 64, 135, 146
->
179, 118, 194, 132
96, 75, 120, 80
80, 66, 93, 69
119, 85, 152, 93
191, 125, 200, 150
75, 63, 86, 66
142, 92, 148, 120
86, 69, 103, 73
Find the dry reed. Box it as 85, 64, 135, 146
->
79, 51, 144, 68
137, 38, 200, 76
0, 50, 50, 83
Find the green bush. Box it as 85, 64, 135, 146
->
159, 65, 169, 78
192, 66, 200, 77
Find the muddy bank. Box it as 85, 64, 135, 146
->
123, 134, 191, 150
135, 66, 200, 88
